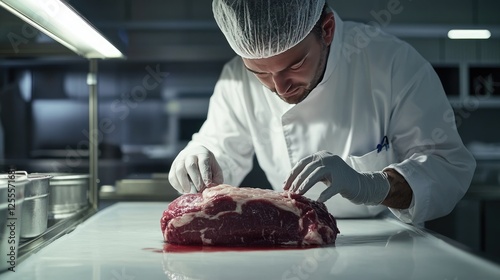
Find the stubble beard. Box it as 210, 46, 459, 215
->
278, 43, 329, 105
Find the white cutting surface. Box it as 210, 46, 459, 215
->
2, 202, 500, 280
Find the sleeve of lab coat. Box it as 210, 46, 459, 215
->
185, 60, 255, 186
385, 46, 476, 224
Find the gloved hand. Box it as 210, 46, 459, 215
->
168, 145, 224, 194
283, 151, 390, 205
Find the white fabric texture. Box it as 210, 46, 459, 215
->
212, 0, 326, 58
185, 12, 476, 225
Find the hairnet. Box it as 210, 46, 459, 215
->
212, 0, 326, 59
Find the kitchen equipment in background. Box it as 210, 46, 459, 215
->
468, 141, 500, 161
433, 65, 460, 97
470, 66, 500, 97
116, 173, 179, 199
100, 173, 180, 203
20, 174, 52, 239
0, 172, 28, 272
48, 173, 89, 219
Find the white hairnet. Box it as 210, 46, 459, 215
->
213, 0, 326, 59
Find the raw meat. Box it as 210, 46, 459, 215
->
161, 184, 339, 246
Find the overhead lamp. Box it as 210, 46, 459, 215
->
447, 29, 491, 40
0, 0, 124, 58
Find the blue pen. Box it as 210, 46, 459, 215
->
377, 136, 389, 153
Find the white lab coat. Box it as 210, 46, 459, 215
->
187, 13, 476, 224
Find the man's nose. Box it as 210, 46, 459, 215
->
272, 74, 291, 95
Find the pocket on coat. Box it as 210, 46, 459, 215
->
346, 147, 397, 172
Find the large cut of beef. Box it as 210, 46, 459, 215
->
161, 185, 339, 246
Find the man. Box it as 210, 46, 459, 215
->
168, 0, 476, 225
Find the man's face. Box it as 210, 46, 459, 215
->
242, 32, 330, 104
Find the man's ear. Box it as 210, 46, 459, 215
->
322, 12, 335, 46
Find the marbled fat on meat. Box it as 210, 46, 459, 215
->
161, 185, 339, 246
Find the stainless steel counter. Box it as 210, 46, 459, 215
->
2, 202, 500, 279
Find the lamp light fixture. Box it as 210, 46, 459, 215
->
0, 0, 124, 58
447, 29, 491, 40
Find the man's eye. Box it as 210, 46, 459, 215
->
290, 61, 304, 70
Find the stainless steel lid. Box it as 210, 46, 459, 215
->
46, 173, 89, 186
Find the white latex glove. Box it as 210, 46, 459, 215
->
168, 146, 223, 193
283, 151, 390, 205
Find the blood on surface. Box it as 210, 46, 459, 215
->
143, 243, 333, 253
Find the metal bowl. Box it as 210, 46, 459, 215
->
0, 173, 28, 272
47, 173, 89, 219
20, 174, 52, 239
